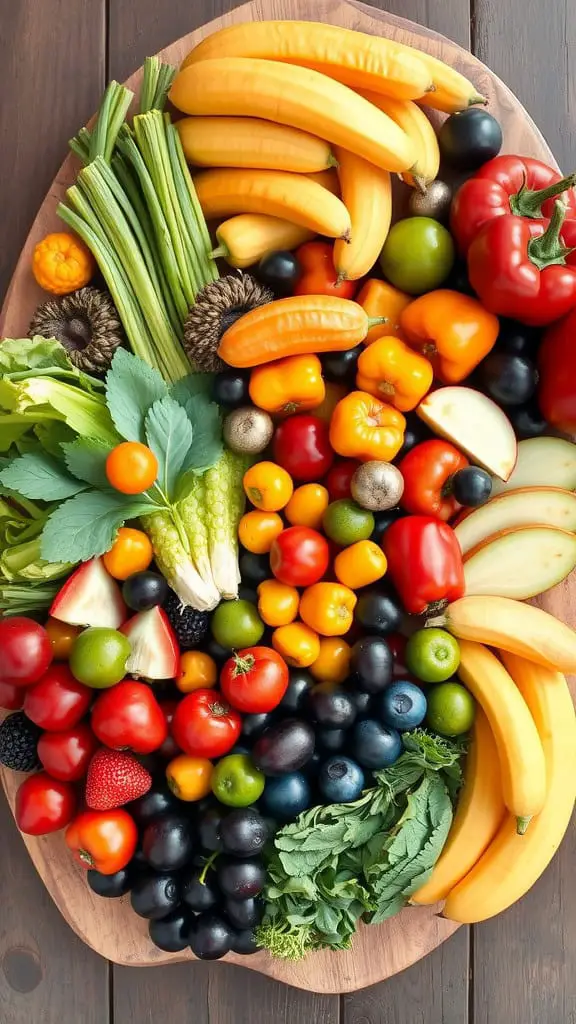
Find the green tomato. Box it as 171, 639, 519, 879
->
211, 753, 265, 807
426, 681, 475, 737
379, 217, 455, 295
405, 628, 460, 683
211, 599, 264, 649
69, 627, 131, 688
322, 499, 375, 546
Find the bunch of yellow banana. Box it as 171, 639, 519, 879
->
412, 597, 576, 923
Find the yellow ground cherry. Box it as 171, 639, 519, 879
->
257, 579, 299, 627
166, 755, 213, 801
284, 483, 330, 530
238, 510, 284, 554
44, 618, 81, 660
272, 621, 320, 668
310, 637, 352, 683
334, 540, 388, 590
105, 442, 158, 495
243, 461, 294, 512
177, 651, 218, 693
103, 527, 154, 580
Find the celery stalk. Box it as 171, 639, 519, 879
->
177, 474, 219, 599
166, 122, 208, 290
89, 81, 133, 164
140, 57, 176, 114
171, 124, 219, 284
142, 509, 220, 610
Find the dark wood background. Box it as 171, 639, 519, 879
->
1, 1, 575, 1021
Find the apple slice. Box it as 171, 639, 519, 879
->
121, 606, 179, 680
463, 525, 576, 599
417, 387, 517, 481
50, 557, 126, 628
490, 436, 576, 496
455, 487, 576, 555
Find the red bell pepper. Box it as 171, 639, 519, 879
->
382, 515, 465, 616
467, 201, 576, 327
451, 155, 576, 254
398, 440, 469, 521
537, 304, 576, 432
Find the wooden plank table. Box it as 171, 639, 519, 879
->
1, 1, 575, 1020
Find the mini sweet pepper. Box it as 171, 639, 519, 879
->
356, 336, 434, 412
400, 290, 499, 383
383, 515, 465, 615
249, 353, 325, 415
356, 278, 413, 344
537, 304, 576, 432
329, 390, 406, 462
398, 440, 469, 521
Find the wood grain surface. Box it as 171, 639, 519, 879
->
0, 0, 575, 1019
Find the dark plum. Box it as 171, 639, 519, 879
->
279, 669, 314, 714
190, 912, 233, 961
349, 719, 403, 770
181, 867, 220, 913
224, 896, 264, 930
479, 351, 538, 407
350, 636, 394, 694
238, 551, 271, 585
212, 370, 250, 409
252, 718, 315, 776
509, 399, 549, 439
344, 684, 373, 718
439, 108, 502, 170
130, 871, 180, 920
142, 815, 195, 872
370, 507, 405, 545
217, 857, 266, 900
122, 571, 168, 612
496, 320, 542, 359
149, 907, 193, 953
231, 928, 261, 955
316, 727, 347, 753
395, 413, 434, 461
320, 345, 363, 383
198, 805, 224, 853
451, 467, 493, 507
87, 864, 136, 898
241, 712, 276, 742
257, 250, 301, 295
318, 756, 365, 803
220, 808, 269, 858
262, 771, 312, 821
307, 683, 357, 729
354, 588, 402, 636
128, 783, 182, 827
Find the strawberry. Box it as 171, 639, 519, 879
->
85, 748, 152, 810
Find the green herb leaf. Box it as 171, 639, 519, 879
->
105, 349, 168, 443
0, 453, 88, 501
144, 396, 194, 500
179, 394, 223, 475
33, 421, 77, 458
0, 337, 73, 374
62, 438, 113, 488
40, 489, 155, 563
171, 373, 215, 403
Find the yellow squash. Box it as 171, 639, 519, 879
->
181, 21, 434, 100
177, 116, 335, 173
444, 654, 576, 923
193, 168, 351, 240
412, 707, 505, 904
357, 90, 440, 188
457, 640, 546, 826
333, 148, 391, 282
212, 215, 313, 269
169, 59, 416, 174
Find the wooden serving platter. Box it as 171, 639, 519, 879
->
0, 0, 570, 995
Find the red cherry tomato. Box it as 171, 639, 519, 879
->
157, 699, 182, 760
220, 647, 290, 713
24, 665, 92, 732
172, 689, 241, 759
273, 415, 334, 482
37, 723, 99, 782
270, 526, 330, 587
293, 241, 358, 299
325, 460, 361, 501
65, 808, 138, 875
91, 680, 168, 755
0, 680, 25, 711
15, 772, 77, 836
0, 617, 52, 687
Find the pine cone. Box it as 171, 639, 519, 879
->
183, 274, 274, 373
29, 287, 125, 374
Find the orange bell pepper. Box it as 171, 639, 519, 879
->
356, 278, 412, 345
400, 289, 499, 384
249, 353, 325, 415
356, 336, 433, 412
329, 391, 406, 462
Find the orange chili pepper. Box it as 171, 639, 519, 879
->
272, 621, 320, 667
400, 289, 499, 384
238, 510, 284, 553
329, 391, 405, 462
285, 483, 330, 529
257, 579, 300, 627
299, 582, 357, 637
356, 336, 433, 412
249, 354, 325, 415
243, 461, 294, 511
310, 637, 351, 683
356, 278, 412, 345
334, 540, 388, 589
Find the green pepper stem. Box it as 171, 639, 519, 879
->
517, 815, 531, 835
528, 200, 575, 270
367, 316, 389, 328
511, 171, 576, 218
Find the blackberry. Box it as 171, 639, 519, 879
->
0, 712, 41, 772
163, 591, 210, 650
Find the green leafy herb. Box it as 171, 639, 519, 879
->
62, 438, 112, 488
144, 396, 194, 500
40, 490, 156, 563
178, 395, 222, 476
171, 373, 215, 404
0, 452, 87, 501
105, 348, 167, 442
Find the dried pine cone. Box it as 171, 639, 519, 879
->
29, 286, 125, 373
183, 274, 274, 372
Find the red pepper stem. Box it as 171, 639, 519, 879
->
528, 200, 575, 270
511, 171, 576, 217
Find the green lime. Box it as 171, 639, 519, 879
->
211, 753, 265, 807
69, 627, 131, 688
426, 682, 475, 737
405, 628, 461, 683
211, 599, 264, 649
379, 217, 455, 295
322, 499, 375, 546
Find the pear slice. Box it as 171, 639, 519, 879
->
417, 387, 517, 481
490, 436, 576, 496
463, 525, 576, 600
455, 487, 576, 555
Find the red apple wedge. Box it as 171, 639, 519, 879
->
50, 557, 126, 628
490, 436, 576, 496
121, 606, 179, 680
455, 487, 576, 555
417, 387, 517, 481
463, 525, 576, 600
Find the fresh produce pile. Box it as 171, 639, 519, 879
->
2, 18, 576, 965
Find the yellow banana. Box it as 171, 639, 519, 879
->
411, 51, 486, 112
444, 654, 576, 923
211, 216, 314, 270
412, 707, 505, 904
333, 148, 392, 281
440, 595, 576, 674
457, 641, 546, 826
357, 90, 440, 189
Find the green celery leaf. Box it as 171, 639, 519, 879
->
0, 416, 32, 451
178, 394, 223, 475
171, 373, 215, 403
0, 452, 88, 501
105, 349, 167, 443
144, 396, 194, 500
33, 421, 76, 458
0, 337, 72, 373
62, 438, 113, 488
40, 490, 156, 563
